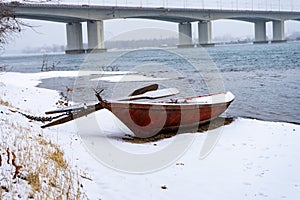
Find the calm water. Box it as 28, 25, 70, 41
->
1, 42, 299, 124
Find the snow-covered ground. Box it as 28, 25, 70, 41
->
1, 71, 299, 200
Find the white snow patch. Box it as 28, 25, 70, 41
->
92, 74, 168, 82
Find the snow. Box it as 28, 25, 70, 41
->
169, 91, 235, 104
91, 74, 168, 82
1, 71, 300, 199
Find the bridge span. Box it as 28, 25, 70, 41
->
3, 2, 300, 53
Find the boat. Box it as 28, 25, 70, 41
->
42, 85, 235, 138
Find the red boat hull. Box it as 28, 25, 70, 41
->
103, 94, 234, 138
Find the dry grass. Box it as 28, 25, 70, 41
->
0, 112, 87, 199
0, 98, 12, 107
49, 146, 68, 169
26, 173, 41, 192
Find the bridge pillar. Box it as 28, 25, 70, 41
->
198, 21, 214, 47
87, 20, 107, 53
177, 22, 193, 48
254, 21, 268, 44
272, 20, 286, 43
65, 22, 85, 54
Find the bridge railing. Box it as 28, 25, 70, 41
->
4, 0, 300, 11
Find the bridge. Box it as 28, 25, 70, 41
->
2, 1, 300, 54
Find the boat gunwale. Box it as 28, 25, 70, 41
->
106, 91, 235, 107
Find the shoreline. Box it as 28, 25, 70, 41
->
3, 70, 299, 124
1, 71, 299, 199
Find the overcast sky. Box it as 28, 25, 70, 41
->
3, 0, 300, 53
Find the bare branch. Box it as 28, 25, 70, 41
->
0, 1, 58, 49
0, 1, 27, 49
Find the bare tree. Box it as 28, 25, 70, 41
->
0, 1, 27, 49
0, 0, 59, 49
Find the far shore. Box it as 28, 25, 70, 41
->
2, 40, 300, 56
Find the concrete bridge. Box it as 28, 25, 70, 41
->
3, 2, 300, 53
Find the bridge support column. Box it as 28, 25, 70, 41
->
254, 21, 268, 44
272, 20, 286, 43
177, 22, 193, 48
198, 21, 214, 47
87, 20, 107, 53
65, 22, 85, 54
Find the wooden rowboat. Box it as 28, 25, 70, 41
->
42, 85, 234, 138
98, 91, 234, 138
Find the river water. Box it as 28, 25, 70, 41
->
1, 42, 299, 124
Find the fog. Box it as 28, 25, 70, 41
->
3, 0, 300, 53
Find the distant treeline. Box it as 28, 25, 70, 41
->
104, 37, 178, 49
286, 32, 300, 41
21, 33, 300, 53
22, 44, 65, 54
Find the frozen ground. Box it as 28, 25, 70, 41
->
0, 71, 299, 200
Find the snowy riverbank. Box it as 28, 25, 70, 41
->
1, 71, 299, 199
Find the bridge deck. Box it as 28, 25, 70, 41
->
2, 2, 300, 23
